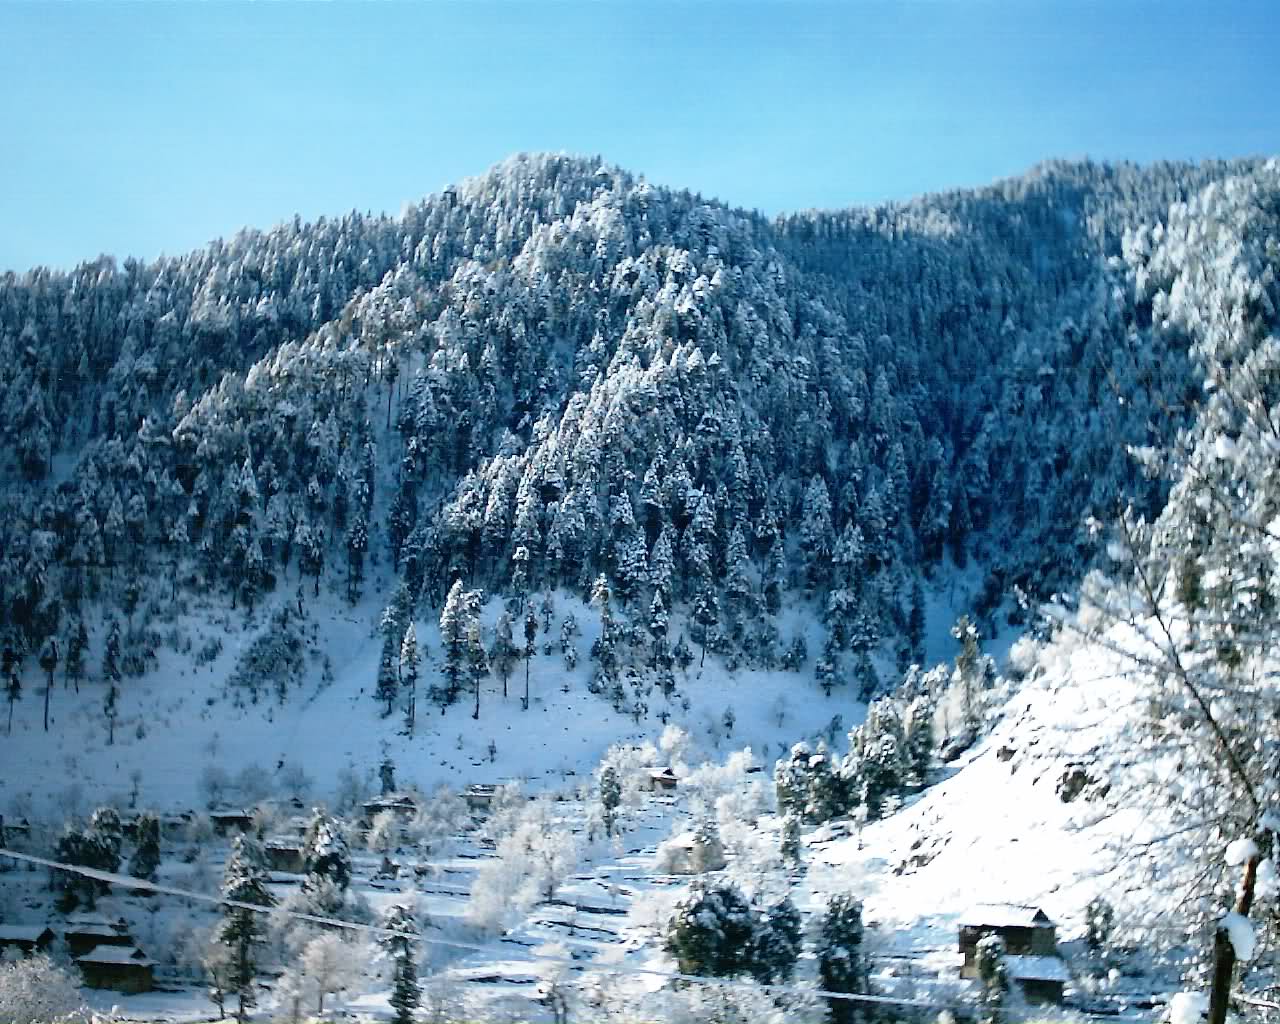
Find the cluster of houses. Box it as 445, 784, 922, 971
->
0, 915, 156, 994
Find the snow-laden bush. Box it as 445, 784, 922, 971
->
682, 747, 771, 821
468, 798, 581, 933
0, 955, 87, 1024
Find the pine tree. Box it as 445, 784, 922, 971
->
599, 765, 621, 837
523, 605, 537, 710
975, 934, 1010, 1024
749, 895, 802, 984
489, 612, 517, 699
218, 836, 273, 1024
665, 880, 757, 978
818, 893, 870, 1024
65, 619, 88, 692
37, 636, 57, 732
381, 904, 421, 1024
438, 580, 478, 710
128, 812, 161, 882
467, 620, 488, 720
375, 633, 399, 717
302, 810, 352, 890
400, 624, 419, 734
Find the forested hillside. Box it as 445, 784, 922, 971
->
3, 154, 1280, 1024
2, 154, 1268, 714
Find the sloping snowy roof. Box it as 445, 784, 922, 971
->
67, 924, 130, 938
961, 903, 1054, 929
0, 926, 53, 942
1006, 954, 1071, 983
75, 945, 155, 967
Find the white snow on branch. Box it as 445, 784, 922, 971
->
1221, 912, 1256, 961
1224, 837, 1259, 866
1169, 991, 1208, 1024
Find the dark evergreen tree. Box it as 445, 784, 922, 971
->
128, 812, 161, 882
381, 904, 421, 1024
818, 893, 870, 1024
218, 836, 273, 1024
599, 764, 621, 837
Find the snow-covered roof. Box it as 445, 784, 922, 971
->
70, 927, 133, 940
66, 913, 123, 928
0, 926, 53, 942
1006, 954, 1071, 983
961, 903, 1054, 929
75, 945, 156, 967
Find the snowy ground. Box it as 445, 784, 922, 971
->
3, 565, 1170, 1023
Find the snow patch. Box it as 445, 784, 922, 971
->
1221, 911, 1256, 961
1168, 991, 1208, 1024
1224, 837, 1258, 866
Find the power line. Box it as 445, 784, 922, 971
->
0, 847, 1164, 1021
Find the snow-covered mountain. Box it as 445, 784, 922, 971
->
2, 154, 1279, 1023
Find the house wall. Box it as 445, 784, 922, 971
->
1018, 979, 1064, 1005
79, 964, 154, 994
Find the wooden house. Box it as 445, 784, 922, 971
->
362, 794, 418, 825
959, 904, 1058, 978
65, 915, 132, 958
0, 925, 55, 958
1005, 954, 1070, 1005
641, 767, 679, 793
654, 829, 727, 874
76, 945, 156, 994
159, 811, 195, 840
264, 837, 306, 874
463, 784, 498, 812
209, 808, 255, 835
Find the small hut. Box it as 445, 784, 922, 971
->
209, 808, 255, 835
264, 837, 306, 874
655, 829, 727, 874
65, 916, 132, 958
1006, 954, 1070, 1005
0, 925, 55, 958
641, 767, 679, 793
76, 945, 156, 994
958, 904, 1058, 978
362, 794, 418, 825
463, 784, 498, 812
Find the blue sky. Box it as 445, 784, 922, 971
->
2, 0, 1278, 271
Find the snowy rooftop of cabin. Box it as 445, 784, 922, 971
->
0, 925, 53, 941
961, 903, 1054, 929
1006, 955, 1071, 983
75, 946, 156, 967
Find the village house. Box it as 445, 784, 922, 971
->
654, 828, 727, 874
263, 837, 306, 874
159, 811, 195, 840
65, 915, 133, 958
0, 925, 55, 958
463, 784, 498, 812
640, 766, 679, 793
958, 904, 1066, 1004
208, 808, 255, 835
362, 793, 418, 825
1005, 954, 1071, 1005
75, 945, 156, 994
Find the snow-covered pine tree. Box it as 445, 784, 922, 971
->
400, 623, 420, 733
381, 904, 421, 1024
218, 836, 273, 1024
817, 893, 870, 1024
302, 809, 352, 890
128, 812, 160, 882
